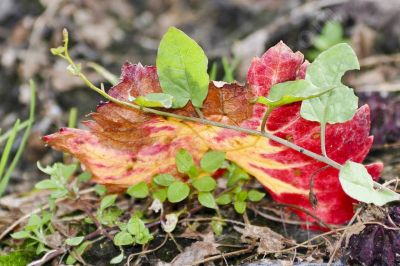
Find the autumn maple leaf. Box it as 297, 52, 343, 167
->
43, 41, 382, 225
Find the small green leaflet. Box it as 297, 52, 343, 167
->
215, 194, 231, 205
133, 93, 174, 108
256, 80, 330, 108
192, 176, 217, 192
156, 27, 209, 108
65, 236, 84, 246
175, 149, 198, 177
153, 174, 176, 186
167, 181, 190, 203
198, 192, 217, 209
127, 182, 149, 199
100, 194, 117, 210
339, 161, 400, 206
200, 151, 225, 173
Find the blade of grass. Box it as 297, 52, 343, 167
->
68, 107, 78, 128
0, 80, 36, 196
0, 119, 21, 193
0, 120, 30, 144
209, 62, 218, 81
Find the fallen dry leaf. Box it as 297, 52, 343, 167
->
234, 224, 286, 253
43, 41, 382, 225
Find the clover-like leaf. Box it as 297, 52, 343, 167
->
167, 181, 190, 203
192, 176, 216, 192
198, 192, 217, 209
157, 27, 209, 108
200, 151, 225, 173
127, 182, 149, 199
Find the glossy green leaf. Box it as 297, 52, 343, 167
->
156, 27, 209, 108
200, 151, 225, 173
167, 181, 190, 203
127, 182, 149, 199
198, 192, 217, 209
134, 93, 174, 108
339, 161, 400, 206
192, 176, 216, 192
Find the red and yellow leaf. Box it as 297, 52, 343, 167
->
43, 42, 382, 225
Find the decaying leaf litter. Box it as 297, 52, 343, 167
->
0, 0, 400, 266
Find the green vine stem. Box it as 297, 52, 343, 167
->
260, 106, 275, 133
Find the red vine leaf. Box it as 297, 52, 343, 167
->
43, 42, 382, 225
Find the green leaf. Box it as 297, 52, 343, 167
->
11, 231, 31, 239
300, 85, 358, 125
25, 214, 42, 231
153, 174, 176, 186
313, 21, 344, 51
153, 188, 167, 202
339, 161, 400, 206
127, 216, 153, 244
66, 254, 77, 265
67, 64, 82, 76
134, 93, 174, 108
156, 27, 209, 108
215, 193, 231, 205
235, 191, 248, 202
65, 236, 84, 246
200, 151, 225, 173
94, 184, 107, 196
192, 176, 217, 192
257, 80, 330, 108
211, 219, 224, 236
50, 46, 65, 56
35, 179, 59, 190
248, 190, 265, 202
113, 231, 134, 246
110, 251, 124, 264
198, 192, 217, 209
77, 171, 92, 182
306, 43, 359, 89
234, 201, 246, 214
175, 149, 196, 174
227, 164, 249, 187
98, 208, 122, 226
100, 194, 117, 210
167, 181, 190, 203
127, 182, 149, 199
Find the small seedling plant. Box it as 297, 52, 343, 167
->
4, 26, 400, 265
